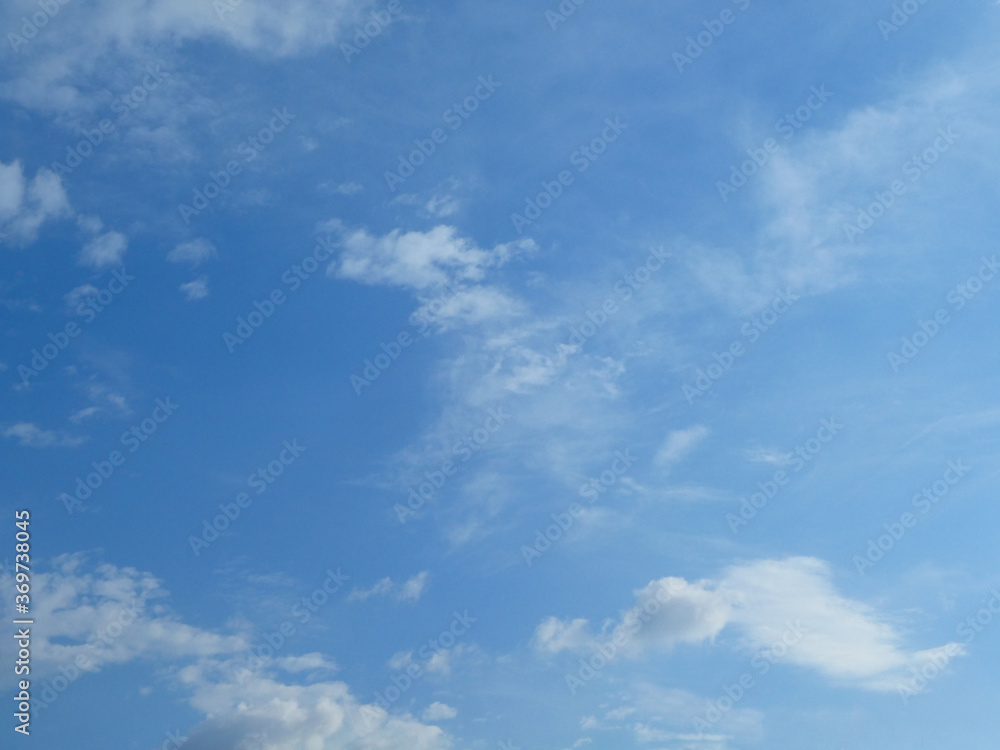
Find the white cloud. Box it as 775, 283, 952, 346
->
348, 571, 430, 603
743, 446, 792, 466
330, 224, 534, 292
0, 0, 377, 114
167, 238, 217, 267
177, 672, 451, 750
64, 284, 100, 314
685, 57, 1000, 313
421, 702, 457, 721
69, 406, 102, 424
425, 193, 459, 217
534, 557, 964, 691
387, 651, 412, 670
79, 230, 128, 268
180, 277, 210, 301
534, 617, 592, 654
654, 425, 710, 467
274, 653, 338, 674
0, 555, 455, 750
76, 215, 103, 234
592, 683, 762, 747
2, 423, 86, 448
336, 182, 363, 195
0, 160, 71, 244
0, 554, 248, 675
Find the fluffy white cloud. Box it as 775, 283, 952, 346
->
2, 423, 86, 448
330, 224, 534, 292
718, 557, 963, 689
0, 555, 248, 677
535, 557, 964, 691
421, 702, 457, 721
79, 230, 128, 267
0, 160, 71, 244
349, 571, 429, 603
336, 182, 363, 195
180, 277, 210, 300
534, 617, 592, 654
167, 238, 217, 267
177, 671, 452, 750
0, 555, 455, 750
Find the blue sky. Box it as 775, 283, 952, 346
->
2, 0, 1000, 748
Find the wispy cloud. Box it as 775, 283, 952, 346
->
348, 571, 430, 603
3, 423, 86, 448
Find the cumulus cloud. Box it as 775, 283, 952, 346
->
0, 160, 71, 244
534, 557, 964, 691
421, 702, 457, 721
180, 277, 209, 300
330, 224, 534, 292
64, 284, 100, 314
2, 423, 86, 448
79, 230, 128, 268
167, 239, 217, 267
0, 555, 455, 750
534, 617, 592, 654
0, 555, 248, 676
176, 671, 451, 750
327, 224, 534, 331
348, 571, 430, 603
